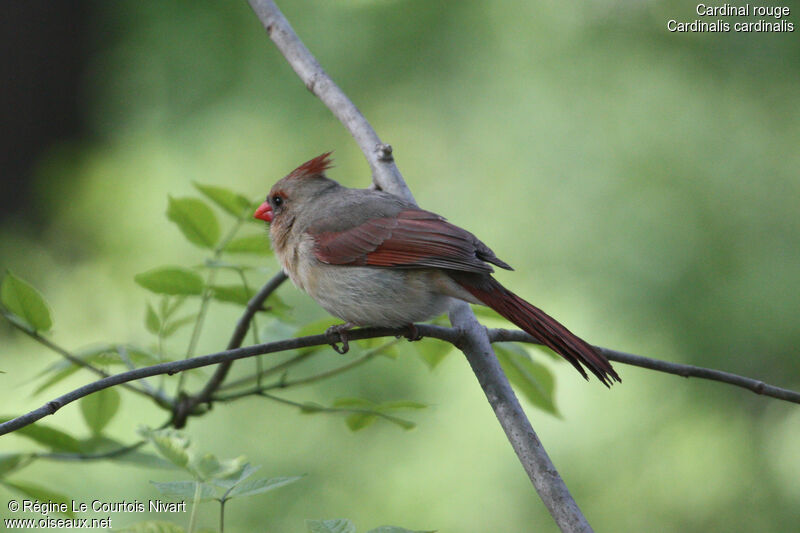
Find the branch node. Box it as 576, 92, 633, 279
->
451, 327, 468, 350
376, 143, 394, 162
305, 71, 322, 93
46, 400, 61, 414
172, 395, 193, 429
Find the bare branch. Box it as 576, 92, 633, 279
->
3, 323, 797, 439
1, 309, 171, 408
172, 270, 288, 427
490, 329, 800, 404
0, 324, 424, 437
449, 304, 593, 531
247, 0, 414, 203
214, 338, 400, 401
255, 391, 416, 427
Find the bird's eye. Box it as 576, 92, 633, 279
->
272, 195, 283, 207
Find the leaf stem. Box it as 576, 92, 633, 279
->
257, 391, 414, 427
176, 219, 245, 394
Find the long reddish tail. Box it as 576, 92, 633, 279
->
452, 273, 620, 386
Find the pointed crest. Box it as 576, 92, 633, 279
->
287, 152, 334, 180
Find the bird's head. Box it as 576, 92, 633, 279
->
254, 152, 338, 224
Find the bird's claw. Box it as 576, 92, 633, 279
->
326, 323, 354, 354
404, 324, 423, 342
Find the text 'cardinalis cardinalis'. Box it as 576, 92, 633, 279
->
254, 153, 620, 386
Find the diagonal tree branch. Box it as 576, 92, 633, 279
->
1, 309, 172, 408
248, 0, 412, 202
246, 1, 593, 530
172, 270, 289, 427
449, 303, 593, 530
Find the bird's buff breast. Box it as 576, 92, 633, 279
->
294, 255, 455, 327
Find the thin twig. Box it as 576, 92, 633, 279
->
8, 320, 795, 446
172, 270, 288, 427
1, 309, 170, 407
215, 339, 400, 401
36, 440, 147, 462
0, 325, 419, 436
257, 391, 414, 427
176, 218, 245, 394
217, 351, 315, 392
490, 329, 800, 404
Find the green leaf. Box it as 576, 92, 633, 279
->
293, 317, 341, 338
120, 345, 163, 366
210, 463, 261, 489
0, 419, 84, 453
135, 267, 204, 295
1, 480, 75, 517
166, 196, 220, 249
115, 521, 187, 533
160, 296, 187, 320
34, 345, 112, 394
109, 450, 176, 470
306, 519, 357, 533
80, 387, 121, 435
382, 417, 416, 430
0, 453, 32, 477
189, 453, 247, 481
344, 413, 378, 431
162, 313, 198, 337
33, 344, 162, 395
333, 398, 423, 432
145, 303, 161, 335
0, 271, 52, 331
299, 401, 325, 414
63, 437, 172, 470
495, 343, 559, 416
263, 294, 292, 321
223, 234, 272, 255
470, 305, 504, 321
378, 400, 427, 411
210, 284, 257, 306
194, 183, 253, 218
140, 428, 192, 469
202, 259, 256, 271
332, 397, 374, 408
150, 481, 217, 501
413, 339, 452, 370
354, 338, 399, 359
367, 526, 436, 533
227, 475, 304, 498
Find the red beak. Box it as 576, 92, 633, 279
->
253, 202, 273, 223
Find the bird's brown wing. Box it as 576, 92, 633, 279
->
310, 209, 511, 274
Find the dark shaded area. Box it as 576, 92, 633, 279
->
0, 1, 87, 224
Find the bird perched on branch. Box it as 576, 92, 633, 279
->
254, 153, 620, 386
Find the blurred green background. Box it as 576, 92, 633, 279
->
1, 0, 799, 531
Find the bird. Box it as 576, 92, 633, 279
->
253, 153, 620, 386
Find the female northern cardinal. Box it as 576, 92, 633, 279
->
254, 153, 620, 386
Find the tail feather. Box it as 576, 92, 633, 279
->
453, 274, 620, 386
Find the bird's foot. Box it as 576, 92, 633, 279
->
326, 322, 355, 354
403, 323, 423, 342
